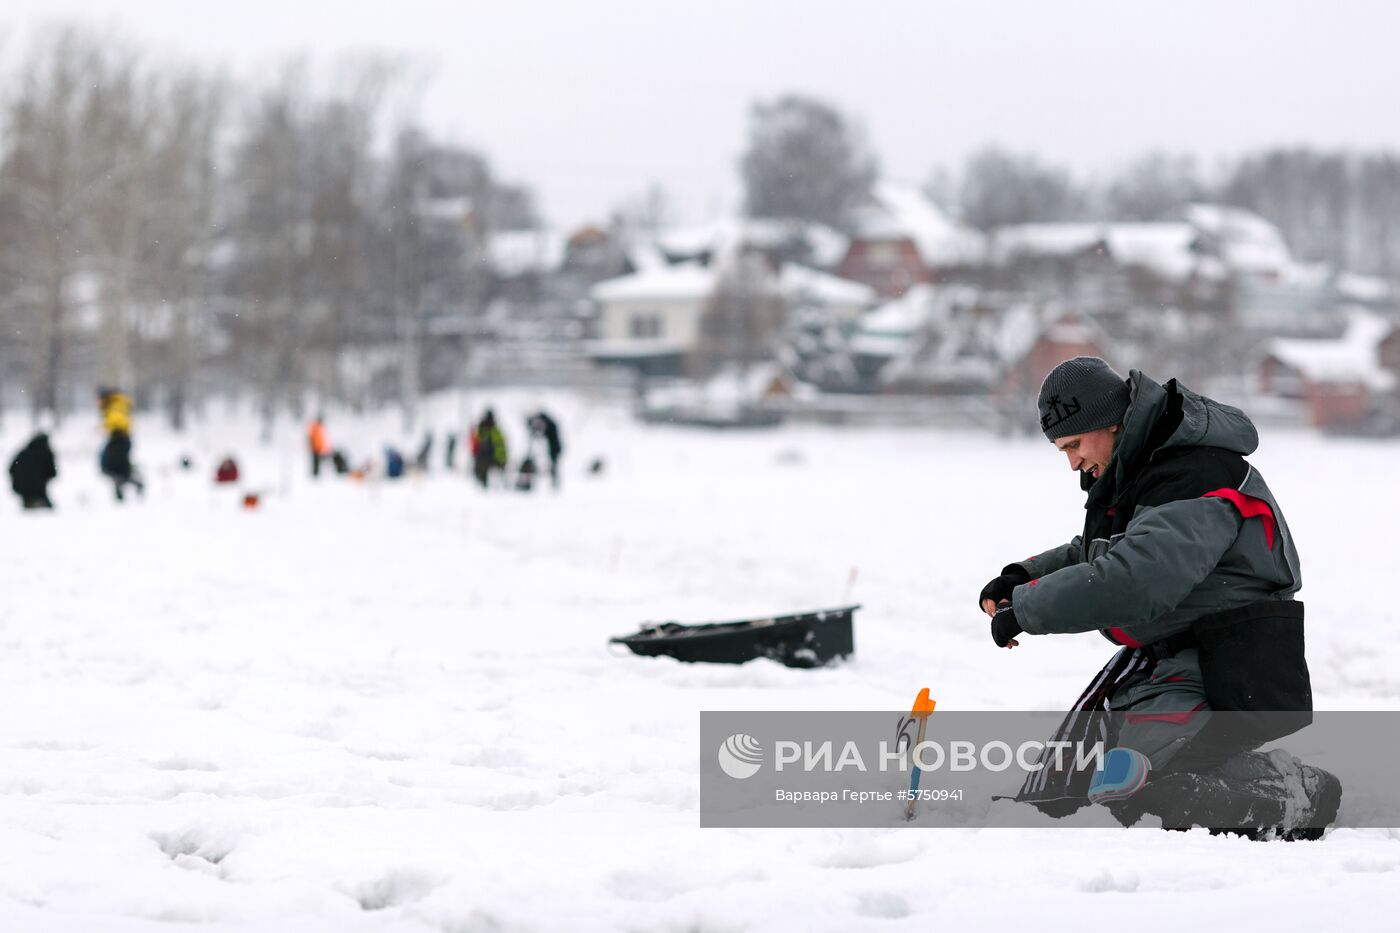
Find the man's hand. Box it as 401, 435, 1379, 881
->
979, 567, 1029, 617
990, 602, 1022, 648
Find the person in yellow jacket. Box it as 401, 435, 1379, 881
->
101, 389, 132, 434
97, 387, 143, 501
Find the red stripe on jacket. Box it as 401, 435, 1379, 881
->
1098, 489, 1274, 648
1125, 702, 1208, 726
1202, 488, 1276, 549
1108, 628, 1143, 647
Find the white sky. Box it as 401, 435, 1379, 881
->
4, 0, 1399, 229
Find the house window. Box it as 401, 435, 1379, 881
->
629, 313, 662, 339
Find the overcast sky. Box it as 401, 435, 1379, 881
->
4, 0, 1399, 229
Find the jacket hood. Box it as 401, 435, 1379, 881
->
1087, 371, 1258, 501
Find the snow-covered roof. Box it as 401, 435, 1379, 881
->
778, 264, 877, 307
654, 224, 719, 258
1266, 310, 1396, 390
991, 224, 1105, 261
849, 288, 932, 358
993, 303, 1041, 365
652, 218, 850, 270
1184, 203, 1292, 276
1335, 271, 1394, 305
488, 230, 566, 277
625, 241, 671, 273
855, 284, 935, 338
741, 218, 850, 269
1102, 223, 1213, 282
853, 181, 984, 267
592, 262, 715, 303
992, 222, 1220, 283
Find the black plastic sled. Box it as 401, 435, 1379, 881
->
610, 605, 857, 668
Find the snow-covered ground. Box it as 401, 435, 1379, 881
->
2, 392, 1398, 931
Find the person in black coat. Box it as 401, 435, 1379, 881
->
9, 432, 57, 509
527, 410, 563, 490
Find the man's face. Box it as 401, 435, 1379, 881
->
1053, 426, 1120, 480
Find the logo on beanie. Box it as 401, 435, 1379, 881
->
1040, 395, 1082, 432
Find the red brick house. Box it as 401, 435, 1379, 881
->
838, 238, 928, 299
1378, 322, 1400, 376
1258, 313, 1396, 430
1003, 312, 1112, 400
838, 182, 982, 298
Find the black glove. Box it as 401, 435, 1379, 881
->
990, 603, 1022, 648
979, 565, 1030, 611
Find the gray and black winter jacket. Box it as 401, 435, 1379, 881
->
1008, 372, 1302, 648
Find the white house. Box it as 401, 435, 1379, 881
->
588, 261, 714, 374
589, 254, 876, 376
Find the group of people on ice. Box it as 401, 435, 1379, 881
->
7, 387, 145, 510
984, 356, 1338, 837
304, 407, 563, 492
468, 408, 562, 491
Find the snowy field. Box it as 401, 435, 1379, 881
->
3, 391, 1399, 931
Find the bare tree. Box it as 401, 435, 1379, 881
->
1223, 148, 1400, 276
1103, 152, 1204, 221
741, 94, 877, 233
689, 251, 785, 378
304, 60, 398, 408
614, 181, 675, 239
141, 68, 227, 429
959, 147, 1086, 232
85, 44, 156, 397
374, 129, 498, 427
227, 63, 317, 436
0, 27, 117, 419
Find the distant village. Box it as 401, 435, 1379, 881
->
477, 181, 1400, 434
5, 33, 1397, 436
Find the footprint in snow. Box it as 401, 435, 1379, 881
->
855, 891, 912, 919
352, 869, 444, 911
151, 827, 236, 872
1078, 870, 1140, 893
604, 869, 690, 902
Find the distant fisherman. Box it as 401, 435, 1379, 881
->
308, 415, 331, 479
9, 430, 57, 510
98, 387, 144, 502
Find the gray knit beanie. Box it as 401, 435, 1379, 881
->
1037, 356, 1130, 439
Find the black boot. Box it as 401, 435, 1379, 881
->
1108, 751, 1341, 839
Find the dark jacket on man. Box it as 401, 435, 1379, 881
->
1007, 369, 1317, 822
529, 412, 562, 461
1008, 371, 1301, 648
10, 432, 57, 509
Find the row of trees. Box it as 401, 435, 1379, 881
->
739, 95, 1400, 278
0, 26, 536, 428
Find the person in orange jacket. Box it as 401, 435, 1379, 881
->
308, 415, 331, 478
